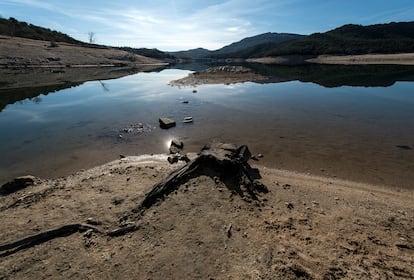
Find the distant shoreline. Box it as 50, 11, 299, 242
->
247, 53, 414, 65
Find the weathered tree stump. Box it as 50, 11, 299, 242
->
136, 143, 268, 211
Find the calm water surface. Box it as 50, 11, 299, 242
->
1, 65, 413, 188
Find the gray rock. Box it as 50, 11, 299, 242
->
167, 155, 179, 164
171, 139, 184, 149
0, 175, 37, 195
159, 117, 176, 129
169, 139, 184, 154
169, 146, 181, 154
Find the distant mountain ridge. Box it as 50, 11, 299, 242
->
168, 48, 212, 59
168, 32, 304, 59
212, 32, 304, 55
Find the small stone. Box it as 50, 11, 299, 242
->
213, 176, 220, 184
226, 223, 232, 238
86, 217, 101, 225
168, 155, 179, 164
83, 229, 93, 238
178, 154, 190, 163
192, 89, 197, 93
169, 139, 184, 154
0, 175, 37, 195
169, 146, 181, 154
285, 202, 294, 210
183, 116, 193, 123
159, 118, 176, 129
171, 139, 184, 149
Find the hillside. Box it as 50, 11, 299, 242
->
118, 47, 175, 60
211, 32, 304, 57
0, 36, 165, 68
168, 33, 303, 60
253, 21, 414, 57
168, 48, 211, 59
0, 17, 82, 44
0, 17, 176, 62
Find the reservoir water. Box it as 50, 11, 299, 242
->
1, 64, 413, 188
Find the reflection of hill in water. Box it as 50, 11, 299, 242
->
2, 64, 414, 112
0, 83, 81, 112
0, 65, 165, 112
249, 64, 414, 88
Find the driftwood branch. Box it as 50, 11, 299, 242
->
0, 222, 142, 257
0, 223, 100, 257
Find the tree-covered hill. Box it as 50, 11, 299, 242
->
0, 17, 82, 44
118, 47, 175, 60
218, 22, 414, 58
265, 22, 414, 56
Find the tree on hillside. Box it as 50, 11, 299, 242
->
88, 32, 95, 43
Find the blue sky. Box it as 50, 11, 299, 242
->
1, 0, 413, 51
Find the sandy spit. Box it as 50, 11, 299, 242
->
307, 53, 414, 65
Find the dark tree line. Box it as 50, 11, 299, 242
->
0, 17, 81, 44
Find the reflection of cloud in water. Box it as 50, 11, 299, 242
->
11, 108, 49, 123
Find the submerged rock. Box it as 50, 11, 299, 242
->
159, 118, 176, 129
183, 116, 193, 123
120, 122, 154, 134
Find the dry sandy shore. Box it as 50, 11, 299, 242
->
307, 53, 414, 65
0, 153, 413, 279
248, 53, 414, 65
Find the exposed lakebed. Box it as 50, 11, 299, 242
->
1, 64, 414, 188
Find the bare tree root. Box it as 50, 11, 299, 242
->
0, 223, 101, 257
0, 222, 143, 257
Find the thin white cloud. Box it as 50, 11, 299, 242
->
2, 0, 54, 10
1, 0, 296, 50
5, 0, 409, 51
